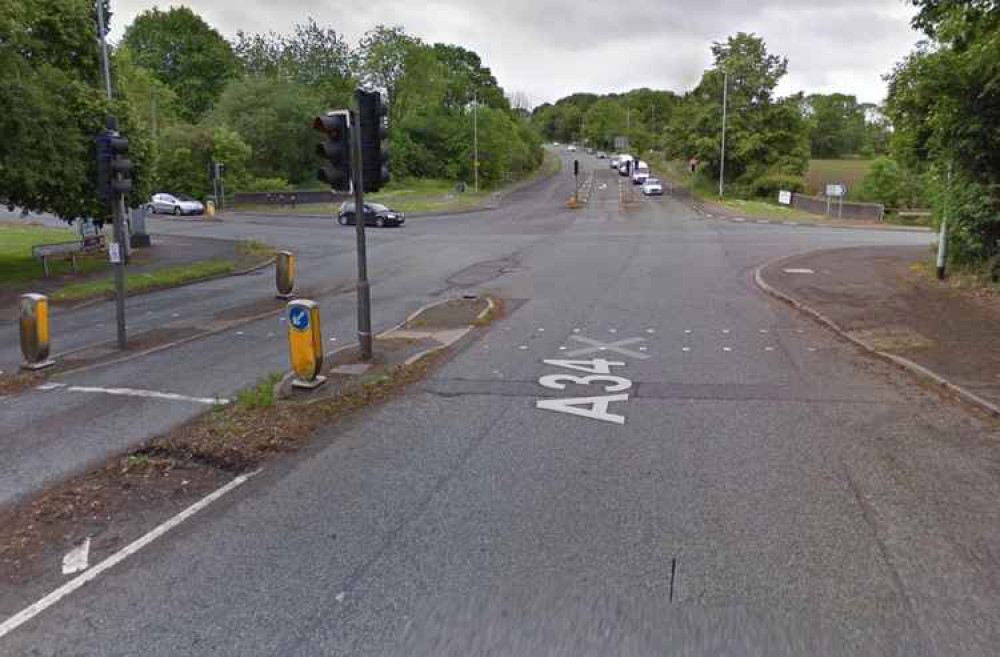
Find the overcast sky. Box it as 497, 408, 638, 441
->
108, 0, 923, 106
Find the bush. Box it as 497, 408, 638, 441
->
236, 177, 293, 193
752, 173, 806, 198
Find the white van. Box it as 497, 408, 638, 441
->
618, 155, 634, 176
631, 161, 650, 184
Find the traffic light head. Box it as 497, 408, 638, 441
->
95, 129, 132, 202
313, 111, 351, 192
357, 89, 390, 193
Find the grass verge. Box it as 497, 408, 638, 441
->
0, 223, 108, 287
51, 260, 237, 302
805, 159, 873, 198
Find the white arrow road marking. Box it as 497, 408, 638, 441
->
565, 335, 650, 360
61, 538, 90, 575
37, 383, 228, 406
0, 470, 259, 640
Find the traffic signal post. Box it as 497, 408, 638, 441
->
313, 90, 389, 362
97, 123, 133, 349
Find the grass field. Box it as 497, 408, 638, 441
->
0, 223, 108, 286
805, 159, 873, 198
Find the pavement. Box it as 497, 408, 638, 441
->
758, 245, 1000, 413
4, 149, 1000, 655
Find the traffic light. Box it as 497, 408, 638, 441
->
313, 110, 351, 192
95, 129, 132, 202
357, 90, 390, 193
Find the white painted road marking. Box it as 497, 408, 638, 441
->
61, 538, 90, 575
0, 471, 259, 640
565, 335, 650, 360
37, 383, 229, 406
783, 268, 815, 274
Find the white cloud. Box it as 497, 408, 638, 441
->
108, 0, 922, 105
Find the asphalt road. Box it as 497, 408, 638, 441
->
5, 150, 998, 655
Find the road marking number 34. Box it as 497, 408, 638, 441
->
535, 359, 632, 425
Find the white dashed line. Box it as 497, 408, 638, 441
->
572, 328, 581, 334
722, 329, 731, 334
682, 347, 692, 352
684, 329, 692, 334
722, 347, 733, 352
765, 347, 775, 352
759, 329, 769, 334
646, 329, 655, 334
518, 345, 528, 350
608, 328, 618, 334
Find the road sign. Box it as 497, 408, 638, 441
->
778, 190, 792, 205
825, 184, 846, 198
289, 306, 310, 331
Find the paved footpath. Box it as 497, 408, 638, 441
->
759, 245, 1000, 413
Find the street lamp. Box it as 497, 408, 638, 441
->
719, 68, 728, 198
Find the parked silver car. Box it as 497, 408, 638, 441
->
146, 193, 205, 216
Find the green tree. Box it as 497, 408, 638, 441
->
806, 93, 866, 158
157, 124, 251, 200
207, 77, 324, 185
121, 7, 239, 121
0, 0, 150, 221
667, 33, 809, 191
356, 25, 420, 107
234, 19, 354, 107
887, 1, 1000, 259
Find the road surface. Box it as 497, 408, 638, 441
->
4, 151, 996, 655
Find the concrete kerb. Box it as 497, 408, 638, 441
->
753, 256, 1000, 419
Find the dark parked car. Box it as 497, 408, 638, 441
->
337, 202, 406, 228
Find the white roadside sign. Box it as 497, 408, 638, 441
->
778, 190, 792, 205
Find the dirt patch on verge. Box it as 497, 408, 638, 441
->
406, 297, 490, 329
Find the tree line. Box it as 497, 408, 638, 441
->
0, 1, 543, 223
533, 33, 891, 200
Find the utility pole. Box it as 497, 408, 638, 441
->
473, 93, 479, 193
96, 0, 127, 349
719, 68, 728, 198
352, 93, 373, 360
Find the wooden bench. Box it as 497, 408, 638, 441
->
32, 235, 106, 277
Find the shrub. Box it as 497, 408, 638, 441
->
236, 177, 294, 193
752, 173, 806, 198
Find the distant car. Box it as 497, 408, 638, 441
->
596, 152, 607, 159
631, 161, 650, 184
147, 193, 204, 216
610, 156, 620, 169
567, 145, 577, 152
553, 141, 560, 146
337, 201, 405, 228
642, 178, 663, 196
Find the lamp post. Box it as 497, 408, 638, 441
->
719, 68, 728, 198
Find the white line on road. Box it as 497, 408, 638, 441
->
37, 383, 228, 406
0, 470, 259, 640
782, 268, 815, 274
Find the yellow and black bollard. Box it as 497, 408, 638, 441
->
20, 293, 55, 370
286, 299, 326, 389
275, 251, 295, 299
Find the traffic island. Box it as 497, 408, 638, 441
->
0, 296, 503, 606
756, 245, 1000, 418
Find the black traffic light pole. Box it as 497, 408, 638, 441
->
109, 122, 128, 350
351, 95, 373, 361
